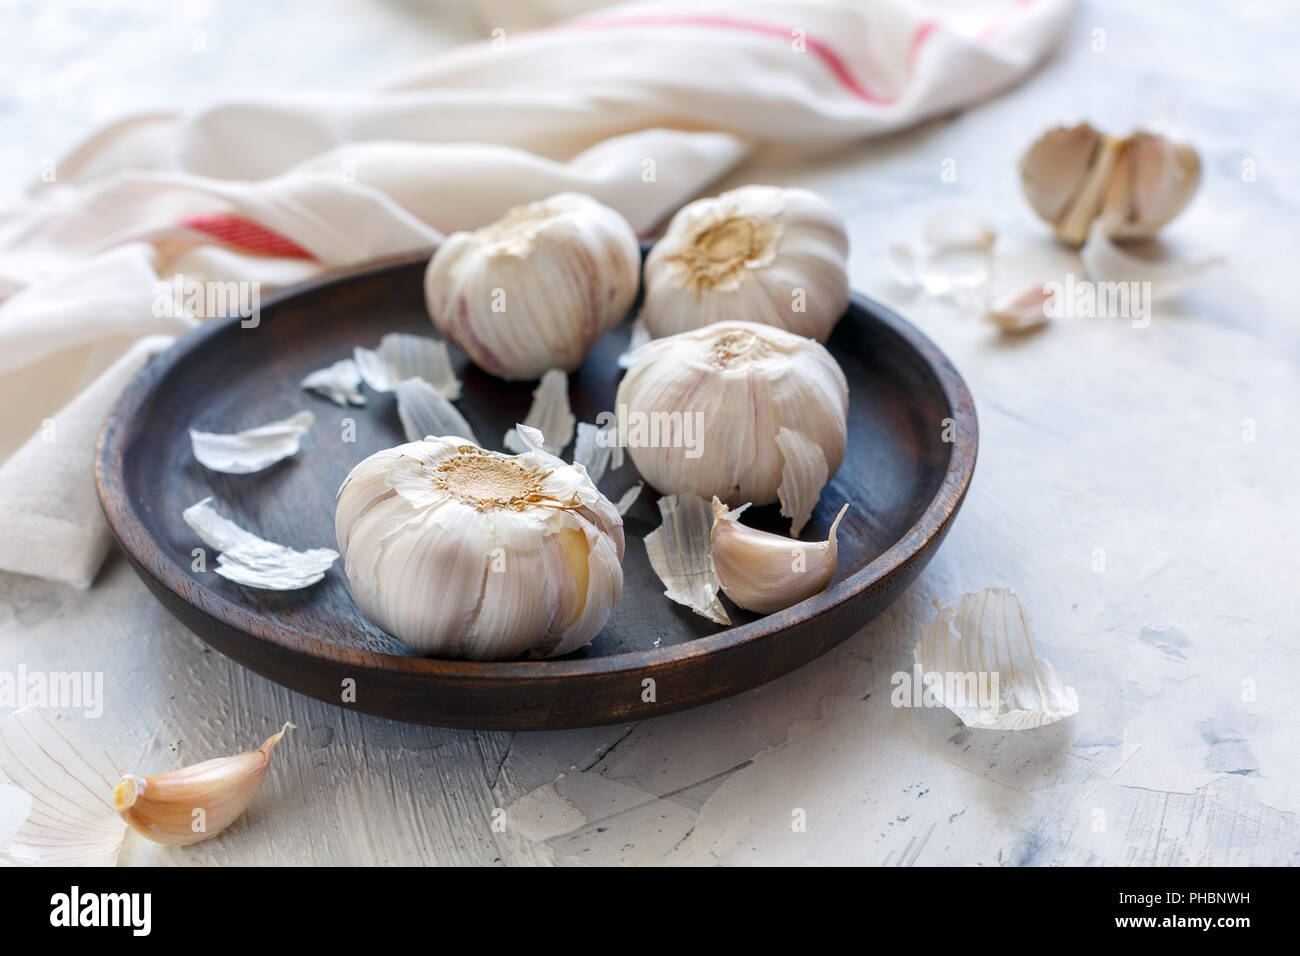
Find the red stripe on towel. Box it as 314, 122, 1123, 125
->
180, 213, 315, 259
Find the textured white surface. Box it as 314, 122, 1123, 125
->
2, 0, 1299, 865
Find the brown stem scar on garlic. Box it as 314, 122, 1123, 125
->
113, 722, 294, 846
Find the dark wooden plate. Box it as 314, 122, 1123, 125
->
95, 251, 977, 730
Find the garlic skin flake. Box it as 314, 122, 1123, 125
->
354, 332, 461, 399
424, 193, 640, 381
114, 723, 293, 846
1020, 123, 1200, 246
615, 320, 848, 509
301, 358, 365, 406
914, 588, 1079, 730
644, 493, 729, 625
710, 498, 848, 615
335, 428, 625, 660
395, 377, 477, 444
183, 497, 338, 590
0, 708, 126, 866
189, 410, 314, 474
504, 368, 576, 456
1080, 221, 1223, 302
642, 185, 850, 342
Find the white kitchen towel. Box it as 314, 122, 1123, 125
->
0, 0, 1072, 586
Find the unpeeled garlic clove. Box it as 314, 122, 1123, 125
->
1020, 123, 1201, 246
985, 284, 1052, 335
710, 498, 848, 615
113, 723, 293, 846
1100, 131, 1201, 240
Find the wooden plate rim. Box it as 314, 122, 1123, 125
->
95, 252, 978, 682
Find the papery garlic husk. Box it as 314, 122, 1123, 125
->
424, 193, 640, 380
615, 320, 848, 508
641, 185, 850, 342
335, 427, 624, 660
1020, 123, 1200, 246
711, 498, 849, 614
113, 723, 293, 846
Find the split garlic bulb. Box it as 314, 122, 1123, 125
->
641, 185, 850, 342
335, 427, 624, 660
424, 193, 640, 380
1020, 123, 1200, 246
615, 320, 848, 511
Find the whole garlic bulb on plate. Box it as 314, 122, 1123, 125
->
1020, 123, 1200, 246
424, 193, 640, 380
641, 185, 850, 342
615, 320, 848, 513
335, 427, 624, 660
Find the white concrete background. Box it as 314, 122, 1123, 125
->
1, 0, 1297, 865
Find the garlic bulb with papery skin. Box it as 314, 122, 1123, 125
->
614, 320, 848, 508
1020, 123, 1200, 246
711, 498, 849, 614
335, 427, 624, 660
424, 193, 640, 380
641, 185, 850, 342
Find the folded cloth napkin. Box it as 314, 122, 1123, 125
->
0, 0, 1072, 587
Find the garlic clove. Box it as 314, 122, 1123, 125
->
1019, 122, 1122, 245
424, 193, 640, 381
1101, 131, 1201, 240
113, 723, 293, 846
1019, 122, 1106, 228
985, 284, 1052, 335
641, 185, 850, 342
710, 498, 848, 615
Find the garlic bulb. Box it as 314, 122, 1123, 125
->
1020, 123, 1200, 246
641, 185, 850, 342
424, 193, 640, 380
114, 723, 293, 846
335, 427, 624, 660
711, 498, 849, 614
615, 320, 848, 510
